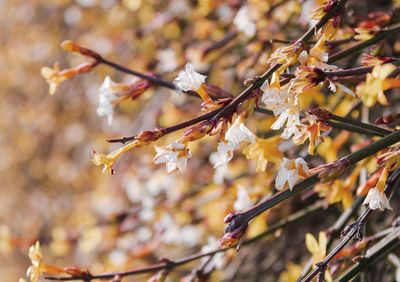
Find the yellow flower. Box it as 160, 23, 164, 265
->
356, 63, 400, 106
279, 262, 302, 282
41, 60, 98, 95
293, 114, 331, 155
92, 130, 162, 174
243, 136, 283, 172
305, 232, 333, 282
26, 241, 65, 282
268, 42, 303, 70
91, 142, 138, 175
315, 166, 359, 210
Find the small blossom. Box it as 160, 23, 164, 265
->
356, 63, 400, 106
41, 60, 98, 95
328, 80, 356, 97
96, 76, 118, 125
214, 117, 255, 168
275, 158, 309, 191
271, 102, 303, 139
305, 232, 333, 282
26, 241, 65, 282
363, 187, 392, 211
293, 114, 331, 155
279, 262, 302, 282
154, 142, 191, 173
233, 6, 256, 37
268, 42, 304, 70
175, 63, 206, 92
243, 136, 283, 172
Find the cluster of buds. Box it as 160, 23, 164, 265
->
219, 212, 248, 250
375, 113, 400, 125
361, 54, 394, 67
307, 108, 335, 122
311, 158, 351, 183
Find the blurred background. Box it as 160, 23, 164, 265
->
1, 0, 400, 281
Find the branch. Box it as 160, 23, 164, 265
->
328, 23, 400, 63
224, 130, 400, 235
301, 166, 400, 281
45, 202, 325, 281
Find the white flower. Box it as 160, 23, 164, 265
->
153, 142, 191, 173
271, 103, 303, 139
174, 63, 206, 91
157, 48, 177, 72
363, 187, 392, 211
233, 6, 256, 37
201, 236, 225, 272
328, 80, 356, 97
209, 152, 230, 184
275, 158, 309, 191
260, 78, 292, 109
96, 76, 118, 125
214, 117, 255, 168
299, 0, 320, 27
234, 186, 252, 211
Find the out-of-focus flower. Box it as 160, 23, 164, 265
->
361, 54, 394, 67
154, 142, 191, 173
41, 60, 98, 95
293, 114, 331, 155
157, 48, 178, 72
356, 63, 400, 106
279, 262, 302, 282
233, 6, 256, 37
315, 166, 360, 210
233, 186, 252, 211
275, 158, 309, 191
305, 232, 332, 282
243, 136, 283, 172
214, 116, 255, 168
354, 27, 380, 41
175, 63, 210, 101
96, 76, 118, 125
327, 80, 356, 97
26, 241, 65, 282
201, 236, 225, 272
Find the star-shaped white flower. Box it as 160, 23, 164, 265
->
174, 63, 206, 91
363, 187, 392, 211
271, 103, 303, 139
214, 117, 255, 168
233, 6, 256, 37
275, 158, 309, 191
153, 142, 191, 173
96, 76, 118, 125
